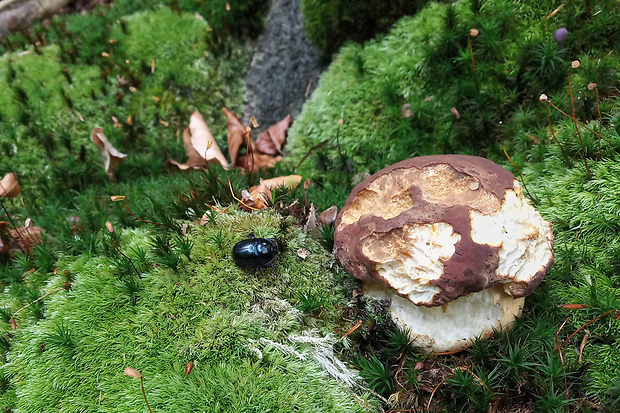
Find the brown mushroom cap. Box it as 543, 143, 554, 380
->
335, 155, 554, 307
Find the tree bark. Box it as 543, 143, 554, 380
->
0, 0, 73, 38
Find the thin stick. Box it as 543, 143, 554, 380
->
546, 100, 611, 144
560, 309, 617, 349
109, 234, 141, 277
295, 141, 327, 170
10, 287, 63, 325
426, 379, 445, 410
123, 200, 164, 226
467, 31, 478, 89
341, 320, 363, 339
227, 179, 260, 211
555, 316, 570, 399
545, 102, 568, 162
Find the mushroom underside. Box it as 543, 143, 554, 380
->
363, 279, 525, 354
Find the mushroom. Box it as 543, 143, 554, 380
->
334, 155, 554, 353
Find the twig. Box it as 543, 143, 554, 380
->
559, 309, 617, 349
555, 317, 570, 399
227, 179, 259, 211
10, 287, 64, 328
295, 141, 327, 170
340, 320, 363, 339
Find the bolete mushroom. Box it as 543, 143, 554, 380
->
334, 155, 554, 353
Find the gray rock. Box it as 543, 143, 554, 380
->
243, 0, 324, 133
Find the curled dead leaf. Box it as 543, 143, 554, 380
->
1, 222, 44, 255
223, 108, 290, 172
241, 175, 303, 210
124, 367, 143, 379
185, 361, 194, 375
297, 248, 311, 260
170, 111, 229, 170
319, 205, 338, 226
304, 204, 318, 232
255, 115, 291, 156
0, 172, 21, 198
223, 107, 251, 166
90, 128, 127, 178
235, 154, 282, 173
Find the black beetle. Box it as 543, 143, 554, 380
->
232, 234, 278, 268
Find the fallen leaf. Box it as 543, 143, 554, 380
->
223, 108, 289, 172
578, 330, 589, 364
235, 153, 282, 173
0, 172, 21, 198
319, 205, 338, 226
297, 248, 311, 259
90, 128, 127, 178
255, 115, 291, 156
242, 175, 303, 210
170, 111, 229, 170
223, 107, 252, 166
304, 204, 318, 232
5, 222, 44, 255
124, 367, 143, 379
185, 361, 194, 375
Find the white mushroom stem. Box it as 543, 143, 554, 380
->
363, 279, 524, 354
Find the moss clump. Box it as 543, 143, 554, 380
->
286, 0, 620, 407
0, 7, 251, 208
0, 209, 372, 412
301, 0, 430, 59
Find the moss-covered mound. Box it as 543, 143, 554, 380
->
0, 209, 372, 411
288, 0, 620, 201
0, 6, 252, 205
286, 0, 620, 407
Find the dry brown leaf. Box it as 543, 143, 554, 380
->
90, 128, 127, 178
185, 361, 194, 376
170, 111, 229, 170
255, 115, 291, 156
236, 154, 282, 173
0, 172, 21, 198
297, 248, 311, 260
237, 176, 297, 211
319, 205, 338, 226
223, 107, 252, 166
5, 223, 44, 255
242, 175, 303, 210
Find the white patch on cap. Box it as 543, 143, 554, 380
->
469, 181, 554, 294
362, 223, 461, 305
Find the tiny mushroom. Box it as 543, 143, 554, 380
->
334, 155, 554, 353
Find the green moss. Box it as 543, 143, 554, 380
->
302, 0, 431, 59
1, 211, 371, 411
